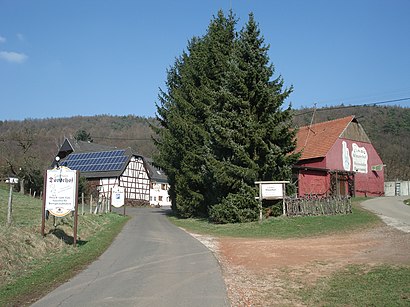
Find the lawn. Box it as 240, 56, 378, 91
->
168, 197, 381, 238
0, 184, 129, 306
168, 197, 410, 306
302, 264, 410, 306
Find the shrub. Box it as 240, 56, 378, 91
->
209, 192, 259, 224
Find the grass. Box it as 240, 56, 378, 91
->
168, 197, 381, 238
169, 197, 410, 306
404, 199, 410, 206
301, 264, 410, 306
0, 184, 130, 306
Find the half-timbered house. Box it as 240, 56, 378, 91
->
55, 139, 154, 205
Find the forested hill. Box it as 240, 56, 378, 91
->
293, 105, 410, 180
0, 106, 409, 181
0, 115, 157, 175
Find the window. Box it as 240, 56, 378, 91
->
161, 184, 167, 190
159, 196, 163, 201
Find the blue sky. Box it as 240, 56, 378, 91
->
1, 0, 409, 121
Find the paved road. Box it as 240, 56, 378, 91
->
361, 196, 410, 233
32, 207, 229, 307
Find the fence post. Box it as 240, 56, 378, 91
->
90, 194, 93, 214
81, 192, 84, 215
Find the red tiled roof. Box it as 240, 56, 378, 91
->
295, 115, 355, 160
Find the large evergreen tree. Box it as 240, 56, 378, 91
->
154, 11, 236, 217
154, 11, 299, 221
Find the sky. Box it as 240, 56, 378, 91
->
0, 0, 409, 121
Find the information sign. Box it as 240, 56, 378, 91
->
45, 167, 77, 217
261, 183, 284, 199
111, 186, 125, 208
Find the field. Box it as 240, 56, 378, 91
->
0, 184, 129, 306
2, 188, 409, 306
171, 199, 410, 306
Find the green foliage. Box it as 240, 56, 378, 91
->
155, 11, 299, 220
209, 192, 259, 224
74, 129, 93, 142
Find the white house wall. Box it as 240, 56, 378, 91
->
150, 181, 171, 207
120, 156, 150, 201
97, 156, 150, 203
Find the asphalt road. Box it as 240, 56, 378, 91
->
361, 196, 410, 233
32, 207, 229, 307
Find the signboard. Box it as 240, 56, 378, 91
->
255, 181, 290, 220
5, 177, 19, 184
111, 186, 125, 208
261, 183, 284, 199
45, 167, 77, 217
341, 141, 369, 173
352, 143, 368, 173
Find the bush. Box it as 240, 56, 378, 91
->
209, 192, 259, 224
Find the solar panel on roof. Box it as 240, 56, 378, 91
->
61, 149, 127, 172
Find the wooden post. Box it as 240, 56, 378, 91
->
90, 194, 93, 214
73, 170, 80, 247
81, 192, 84, 215
258, 183, 263, 222
7, 183, 13, 226
109, 189, 112, 213
41, 171, 47, 237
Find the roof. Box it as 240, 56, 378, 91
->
144, 158, 168, 183
55, 138, 168, 183
61, 138, 117, 154
60, 147, 135, 178
295, 115, 355, 160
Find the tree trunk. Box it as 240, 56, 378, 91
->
19, 178, 25, 194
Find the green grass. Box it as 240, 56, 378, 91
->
404, 199, 410, 206
168, 198, 381, 238
0, 185, 130, 306
301, 264, 410, 306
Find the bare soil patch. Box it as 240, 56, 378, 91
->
192, 225, 410, 306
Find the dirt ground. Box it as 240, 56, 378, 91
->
191, 225, 410, 306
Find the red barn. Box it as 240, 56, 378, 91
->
293, 116, 384, 197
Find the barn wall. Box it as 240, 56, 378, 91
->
297, 169, 329, 197
296, 157, 326, 168
327, 138, 384, 196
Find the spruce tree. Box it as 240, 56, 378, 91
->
154, 11, 236, 217
154, 11, 299, 221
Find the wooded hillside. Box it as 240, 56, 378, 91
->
0, 106, 408, 185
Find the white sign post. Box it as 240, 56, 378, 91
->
255, 181, 289, 220
42, 167, 80, 246
111, 186, 125, 208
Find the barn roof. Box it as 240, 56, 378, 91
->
295, 115, 355, 160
